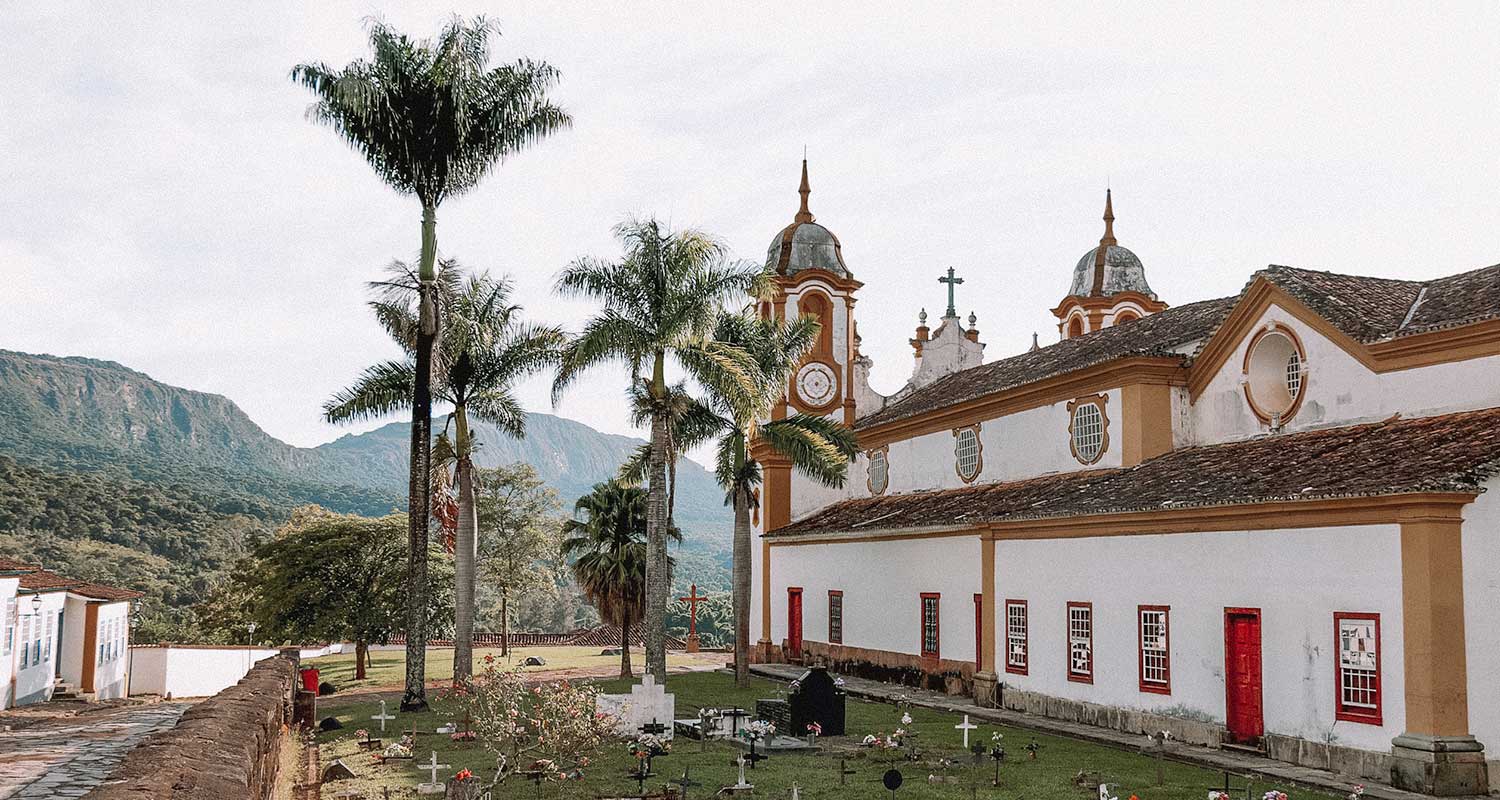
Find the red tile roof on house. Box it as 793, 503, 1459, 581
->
18, 569, 82, 593
771, 406, 1500, 538
71, 583, 145, 602
0, 558, 38, 574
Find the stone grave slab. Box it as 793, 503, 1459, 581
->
596, 673, 676, 739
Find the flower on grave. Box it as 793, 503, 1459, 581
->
1349, 786, 1366, 800
806, 722, 822, 737
354, 729, 369, 739
1211, 792, 1234, 800
901, 712, 913, 725
1264, 792, 1289, 800
863, 734, 879, 746
450, 730, 476, 742
992, 731, 1004, 743
788, 680, 801, 692
834, 677, 846, 686
1130, 795, 1140, 800
454, 769, 474, 782
741, 720, 776, 741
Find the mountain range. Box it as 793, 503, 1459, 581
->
0, 348, 731, 636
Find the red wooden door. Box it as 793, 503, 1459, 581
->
787, 588, 804, 659
973, 594, 984, 671
1224, 608, 1264, 743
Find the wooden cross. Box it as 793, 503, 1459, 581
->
640, 718, 669, 737
939, 267, 964, 317
838, 758, 857, 786
677, 584, 709, 636
671, 766, 702, 800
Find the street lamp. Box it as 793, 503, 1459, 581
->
247, 621, 257, 646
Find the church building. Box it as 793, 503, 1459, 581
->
748, 163, 1500, 795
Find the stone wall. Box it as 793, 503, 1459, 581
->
84, 652, 299, 800
1000, 686, 1392, 783
799, 640, 975, 696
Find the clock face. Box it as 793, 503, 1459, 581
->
795, 362, 838, 408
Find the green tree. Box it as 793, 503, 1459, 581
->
245, 507, 454, 680
553, 219, 767, 679
559, 481, 679, 678
625, 312, 858, 686
325, 265, 562, 683
294, 16, 568, 710
473, 463, 563, 656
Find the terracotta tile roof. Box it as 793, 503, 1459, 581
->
856, 296, 1238, 429
18, 569, 81, 593
71, 583, 144, 602
0, 558, 37, 574
1261, 263, 1500, 342
772, 406, 1500, 537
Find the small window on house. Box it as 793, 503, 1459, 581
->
829, 591, 844, 644
1335, 613, 1382, 724
1285, 352, 1302, 396
1005, 600, 1028, 675
1068, 396, 1109, 465
1067, 602, 1093, 683
867, 449, 889, 495
954, 426, 982, 482
1138, 606, 1170, 694
920, 593, 940, 659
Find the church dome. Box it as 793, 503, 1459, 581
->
1066, 189, 1155, 299
765, 160, 851, 278
1069, 243, 1154, 298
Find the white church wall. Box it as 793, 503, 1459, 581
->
1192, 303, 1500, 445
1462, 477, 1500, 766
767, 536, 981, 662
996, 525, 1405, 754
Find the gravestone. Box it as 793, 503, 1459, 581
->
416, 751, 450, 795
783, 666, 846, 736
321, 759, 356, 782
522, 656, 546, 667
596, 673, 676, 739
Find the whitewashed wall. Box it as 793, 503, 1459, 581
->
128, 643, 348, 698
768, 536, 982, 663
794, 391, 1125, 521
1462, 477, 1500, 773
0, 577, 17, 710
1191, 303, 1500, 445
12, 591, 66, 706
93, 601, 131, 700
996, 525, 1405, 753
59, 596, 86, 690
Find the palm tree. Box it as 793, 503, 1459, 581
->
560, 481, 679, 678
553, 218, 769, 679
624, 312, 858, 687
324, 263, 563, 684
294, 16, 569, 711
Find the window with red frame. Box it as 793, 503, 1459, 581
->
1138, 605, 1170, 694
920, 593, 940, 658
1335, 612, 1382, 724
1067, 602, 1093, 683
1005, 599, 1028, 675
828, 591, 844, 644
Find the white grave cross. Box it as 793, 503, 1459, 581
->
370, 699, 397, 732
955, 714, 979, 749
419, 751, 451, 785
734, 755, 752, 789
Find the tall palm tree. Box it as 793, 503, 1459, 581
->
553, 218, 769, 679
294, 16, 569, 711
324, 264, 563, 683
623, 312, 858, 687
560, 481, 679, 678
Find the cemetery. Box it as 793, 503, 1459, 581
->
308, 669, 1346, 799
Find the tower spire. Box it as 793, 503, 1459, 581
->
795, 157, 814, 223
1100, 188, 1117, 247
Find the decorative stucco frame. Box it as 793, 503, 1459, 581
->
952, 423, 983, 483
865, 445, 890, 496
1067, 394, 1110, 465
1241, 322, 1309, 426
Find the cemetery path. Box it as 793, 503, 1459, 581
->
0, 701, 189, 799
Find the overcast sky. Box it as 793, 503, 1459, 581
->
4, 3, 1498, 460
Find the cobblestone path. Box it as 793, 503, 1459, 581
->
0, 702, 188, 799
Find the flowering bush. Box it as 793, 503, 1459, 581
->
1264, 792, 1289, 800
457, 662, 612, 786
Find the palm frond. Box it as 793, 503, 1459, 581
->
323, 360, 415, 423
757, 414, 859, 488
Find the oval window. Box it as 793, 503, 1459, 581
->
1244, 327, 1307, 424
954, 427, 981, 482
867, 449, 889, 495
1071, 403, 1105, 464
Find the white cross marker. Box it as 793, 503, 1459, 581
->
419, 751, 451, 785
370, 699, 397, 732
734, 755, 751, 788
955, 714, 979, 749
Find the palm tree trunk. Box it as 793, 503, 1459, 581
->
402, 203, 438, 713
643, 353, 670, 680
732, 484, 753, 688
453, 407, 478, 684
620, 611, 632, 678
355, 639, 368, 681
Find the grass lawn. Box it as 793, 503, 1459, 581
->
313, 671, 1346, 799
305, 646, 717, 692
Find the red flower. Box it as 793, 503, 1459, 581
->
455, 768, 473, 781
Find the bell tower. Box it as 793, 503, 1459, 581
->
1052, 190, 1168, 339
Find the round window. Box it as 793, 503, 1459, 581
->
1244, 328, 1306, 423
954, 427, 981, 482
867, 449, 889, 495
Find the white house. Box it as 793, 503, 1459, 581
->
748, 165, 1500, 795
1, 558, 142, 708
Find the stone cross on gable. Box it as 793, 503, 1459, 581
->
939, 267, 964, 318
